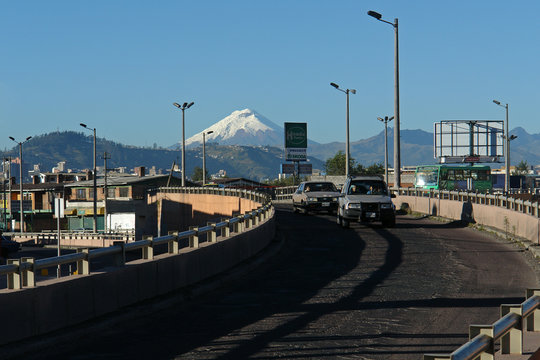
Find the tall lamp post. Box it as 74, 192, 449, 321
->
368, 10, 401, 188
330, 82, 356, 177
80, 123, 97, 232
377, 116, 394, 185
493, 100, 516, 193
8, 136, 32, 234
202, 130, 214, 185
173, 101, 195, 187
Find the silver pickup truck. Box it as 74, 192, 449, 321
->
337, 176, 396, 228
292, 181, 340, 215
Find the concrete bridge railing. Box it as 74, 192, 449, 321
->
424, 289, 540, 359
0, 188, 275, 347
393, 188, 540, 245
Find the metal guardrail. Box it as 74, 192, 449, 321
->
395, 187, 540, 218
0, 187, 273, 290
274, 186, 297, 201
424, 289, 540, 359
274, 185, 540, 218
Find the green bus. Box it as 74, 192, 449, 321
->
414, 165, 492, 191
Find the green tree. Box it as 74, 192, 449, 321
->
513, 160, 530, 175
191, 166, 209, 182
364, 162, 385, 175
325, 151, 357, 175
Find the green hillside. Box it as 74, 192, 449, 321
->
0, 131, 324, 181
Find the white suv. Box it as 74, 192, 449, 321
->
337, 176, 396, 228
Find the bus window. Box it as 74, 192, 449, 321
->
415, 168, 438, 187
455, 170, 464, 180
471, 171, 478, 180
448, 169, 455, 180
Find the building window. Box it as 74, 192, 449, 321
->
107, 188, 115, 198
76, 189, 86, 199
119, 187, 129, 198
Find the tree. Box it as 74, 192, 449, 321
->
364, 163, 385, 176
325, 151, 384, 176
191, 166, 209, 182
325, 151, 357, 175
513, 160, 530, 175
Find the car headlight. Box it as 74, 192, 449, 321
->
380, 203, 393, 209
307, 197, 317, 202
332, 197, 338, 202
347, 203, 362, 209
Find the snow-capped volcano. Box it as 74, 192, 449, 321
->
184, 109, 284, 147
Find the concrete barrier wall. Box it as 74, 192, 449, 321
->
0, 210, 275, 346
395, 195, 540, 244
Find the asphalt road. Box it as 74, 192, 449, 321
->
5, 204, 540, 359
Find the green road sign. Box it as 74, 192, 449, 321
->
284, 122, 307, 148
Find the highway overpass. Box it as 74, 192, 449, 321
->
1, 187, 540, 359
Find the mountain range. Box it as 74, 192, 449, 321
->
1, 109, 539, 182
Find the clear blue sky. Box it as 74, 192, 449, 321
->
1, 1, 539, 151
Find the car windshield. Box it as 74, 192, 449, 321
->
347, 180, 387, 195
305, 182, 337, 192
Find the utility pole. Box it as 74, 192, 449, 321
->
102, 152, 111, 234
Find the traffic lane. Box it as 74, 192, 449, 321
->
10, 206, 539, 359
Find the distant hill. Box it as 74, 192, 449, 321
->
0, 131, 324, 182
2, 126, 538, 183
309, 128, 436, 167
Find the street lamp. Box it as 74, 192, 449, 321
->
80, 123, 97, 232
493, 100, 515, 192
377, 116, 394, 185
202, 130, 214, 185
368, 10, 401, 188
330, 82, 356, 177
8, 136, 32, 234
173, 101, 195, 187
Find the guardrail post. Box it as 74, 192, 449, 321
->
245, 211, 252, 229
423, 355, 451, 360
168, 231, 179, 254
113, 241, 126, 267
224, 220, 231, 237
501, 304, 523, 354
7, 259, 21, 290
208, 223, 217, 243
189, 227, 199, 248
254, 209, 260, 226
469, 325, 494, 359
21, 257, 35, 287
142, 235, 154, 260
76, 248, 90, 275
526, 289, 540, 331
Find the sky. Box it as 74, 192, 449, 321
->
1, 1, 539, 152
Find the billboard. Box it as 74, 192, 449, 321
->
434, 120, 504, 163
280, 164, 295, 174
298, 163, 312, 174
284, 122, 307, 161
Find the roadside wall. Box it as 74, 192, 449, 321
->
0, 210, 275, 346
394, 195, 540, 244
152, 192, 260, 235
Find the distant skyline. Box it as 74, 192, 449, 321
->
2, 1, 539, 152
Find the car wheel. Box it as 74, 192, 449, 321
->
342, 217, 350, 228
336, 214, 342, 226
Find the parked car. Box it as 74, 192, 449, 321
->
292, 181, 340, 214
337, 176, 396, 228
0, 234, 22, 256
